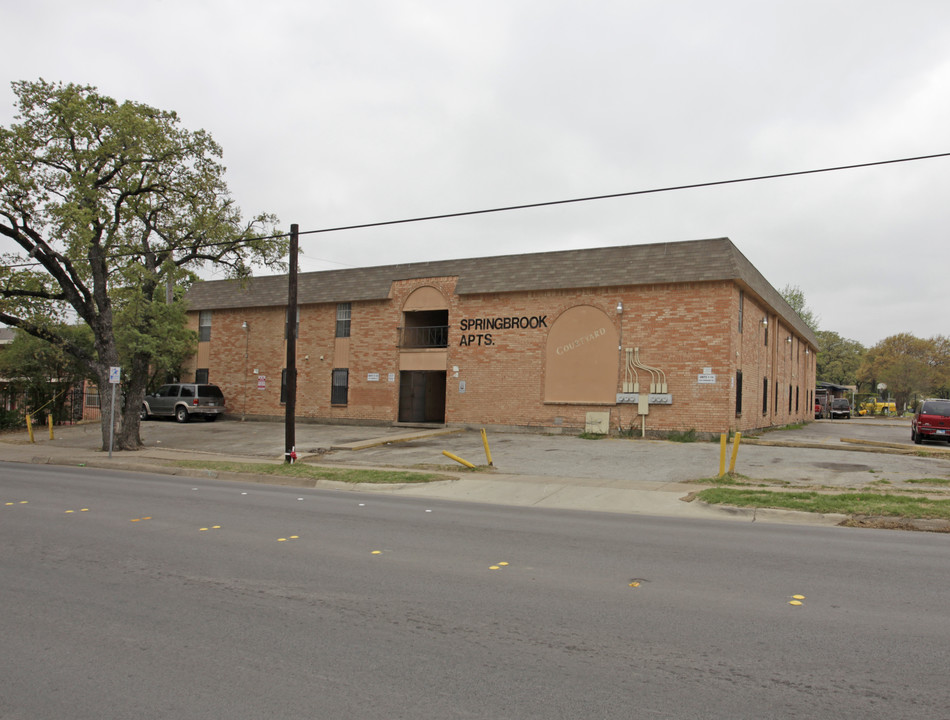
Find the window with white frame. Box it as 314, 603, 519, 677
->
198, 310, 212, 342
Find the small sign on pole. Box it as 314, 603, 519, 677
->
109, 366, 121, 458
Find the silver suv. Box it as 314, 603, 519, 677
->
141, 383, 226, 423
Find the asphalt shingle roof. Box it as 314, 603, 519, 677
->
184, 237, 816, 345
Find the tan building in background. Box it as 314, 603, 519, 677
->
182, 237, 817, 436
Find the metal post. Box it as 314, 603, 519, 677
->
284, 224, 298, 463
108, 382, 116, 458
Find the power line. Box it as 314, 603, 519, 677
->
3, 150, 949, 271
297, 151, 950, 237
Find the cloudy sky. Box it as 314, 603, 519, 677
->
3, 0, 950, 347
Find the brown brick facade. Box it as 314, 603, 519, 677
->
183, 272, 816, 435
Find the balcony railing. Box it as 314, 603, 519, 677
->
399, 325, 449, 349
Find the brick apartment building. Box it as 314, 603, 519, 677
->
182, 237, 817, 436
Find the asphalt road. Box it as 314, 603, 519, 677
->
3, 463, 949, 719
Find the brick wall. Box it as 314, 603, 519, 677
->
187, 278, 815, 433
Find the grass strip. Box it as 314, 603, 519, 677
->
174, 460, 447, 484
694, 488, 950, 520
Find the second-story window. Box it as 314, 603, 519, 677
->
336, 303, 351, 338
198, 310, 211, 342
738, 290, 744, 333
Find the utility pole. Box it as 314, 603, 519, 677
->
284, 224, 298, 462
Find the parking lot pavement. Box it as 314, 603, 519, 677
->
9, 416, 948, 491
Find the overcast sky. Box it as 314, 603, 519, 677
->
3, 0, 950, 347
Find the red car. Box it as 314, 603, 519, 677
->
912, 399, 950, 444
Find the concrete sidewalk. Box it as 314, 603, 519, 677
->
0, 422, 859, 526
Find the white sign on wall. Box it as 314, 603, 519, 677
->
698, 374, 717, 384
367, 373, 380, 382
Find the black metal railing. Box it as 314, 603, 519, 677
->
398, 325, 449, 348
0, 384, 100, 430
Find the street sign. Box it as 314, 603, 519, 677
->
109, 366, 121, 384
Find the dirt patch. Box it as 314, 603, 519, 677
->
839, 515, 950, 532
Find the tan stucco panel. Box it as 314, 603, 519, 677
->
403, 285, 448, 311
196, 342, 211, 368
400, 350, 448, 371
544, 305, 618, 403
334, 337, 350, 367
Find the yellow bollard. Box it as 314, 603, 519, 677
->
442, 450, 476, 469
48, 414, 54, 440
719, 433, 727, 476
480, 428, 494, 467
729, 432, 742, 474
26, 413, 35, 443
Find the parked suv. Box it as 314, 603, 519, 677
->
141, 383, 226, 423
830, 398, 851, 419
912, 399, 950, 444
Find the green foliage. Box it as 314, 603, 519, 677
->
0, 325, 95, 391
858, 333, 949, 412
695, 488, 950, 519
173, 460, 447, 484
0, 408, 25, 430
667, 428, 698, 442
815, 330, 865, 385
779, 284, 820, 333
0, 79, 285, 449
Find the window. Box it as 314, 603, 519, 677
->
85, 389, 100, 408
738, 290, 744, 333
331, 368, 349, 405
195, 368, 209, 384
198, 310, 211, 342
762, 377, 768, 415
735, 370, 743, 417
796, 386, 800, 413
764, 319, 769, 347
336, 303, 351, 338
788, 384, 793, 413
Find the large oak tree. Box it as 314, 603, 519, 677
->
0, 80, 285, 450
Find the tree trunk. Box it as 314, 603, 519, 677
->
114, 353, 150, 450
